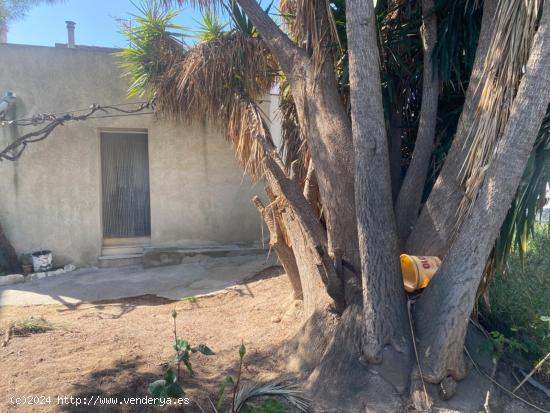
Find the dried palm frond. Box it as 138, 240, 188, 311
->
456, 0, 541, 230
279, 78, 310, 181
280, 0, 341, 68
154, 31, 278, 178
119, 2, 279, 179
232, 377, 310, 412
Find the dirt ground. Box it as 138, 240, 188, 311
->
0, 267, 302, 413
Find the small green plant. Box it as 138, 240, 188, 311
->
11, 316, 52, 336
484, 331, 529, 363
148, 308, 214, 401
183, 295, 198, 304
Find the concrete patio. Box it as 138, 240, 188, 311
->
0, 253, 277, 307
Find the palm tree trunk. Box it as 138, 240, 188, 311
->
346, 0, 410, 361
414, 2, 550, 382
405, 0, 498, 256
237, 0, 361, 289
395, 0, 439, 245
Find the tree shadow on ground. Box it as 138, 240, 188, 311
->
54, 295, 177, 320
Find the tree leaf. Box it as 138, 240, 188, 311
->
164, 367, 177, 383
148, 379, 167, 398
191, 344, 215, 355
164, 382, 185, 398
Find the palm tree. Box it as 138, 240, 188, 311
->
0, 0, 65, 43
117, 0, 550, 409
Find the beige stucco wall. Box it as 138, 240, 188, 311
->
0, 44, 269, 265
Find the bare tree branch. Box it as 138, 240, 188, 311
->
0, 103, 150, 161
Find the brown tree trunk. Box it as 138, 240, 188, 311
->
346, 0, 410, 361
406, 0, 498, 256
414, 3, 550, 382
238, 0, 361, 284
253, 195, 303, 300
0, 222, 19, 273
395, 0, 439, 245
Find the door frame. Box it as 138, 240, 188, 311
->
98, 127, 151, 247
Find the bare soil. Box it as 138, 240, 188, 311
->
0, 268, 301, 412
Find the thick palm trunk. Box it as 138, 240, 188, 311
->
237, 0, 361, 284
414, 4, 550, 382
290, 62, 360, 276
406, 0, 497, 256
346, 0, 410, 361
395, 0, 439, 244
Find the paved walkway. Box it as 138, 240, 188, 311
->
0, 254, 276, 307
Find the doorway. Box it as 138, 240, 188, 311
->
100, 131, 151, 242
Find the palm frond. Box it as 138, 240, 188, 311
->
494, 109, 550, 275
279, 79, 310, 181
456, 0, 541, 230
232, 378, 310, 412
193, 8, 228, 42
155, 31, 278, 178
279, 0, 341, 67
116, 0, 188, 99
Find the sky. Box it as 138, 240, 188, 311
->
6, 0, 203, 48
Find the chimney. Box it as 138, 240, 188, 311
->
65, 21, 76, 48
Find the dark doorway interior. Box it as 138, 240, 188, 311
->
101, 131, 151, 239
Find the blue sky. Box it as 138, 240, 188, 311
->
7, 0, 203, 48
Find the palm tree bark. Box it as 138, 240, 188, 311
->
395, 0, 439, 245
346, 0, 410, 361
406, 0, 498, 256
253, 195, 303, 300
237, 0, 361, 285
414, 2, 550, 382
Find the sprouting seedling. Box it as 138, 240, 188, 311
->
148, 309, 214, 401
230, 341, 246, 412
171, 308, 214, 380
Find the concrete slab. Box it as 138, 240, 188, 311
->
0, 253, 277, 307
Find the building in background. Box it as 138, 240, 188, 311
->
0, 22, 281, 267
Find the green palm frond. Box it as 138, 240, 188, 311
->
225, 2, 256, 36
494, 110, 550, 275
115, 0, 188, 99
193, 9, 227, 42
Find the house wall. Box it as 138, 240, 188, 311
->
0, 44, 271, 265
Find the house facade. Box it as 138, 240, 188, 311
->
0, 40, 278, 266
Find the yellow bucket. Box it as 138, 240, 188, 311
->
400, 254, 441, 293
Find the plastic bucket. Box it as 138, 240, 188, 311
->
400, 254, 441, 292
32, 250, 53, 272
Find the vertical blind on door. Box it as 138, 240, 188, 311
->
101, 132, 151, 238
